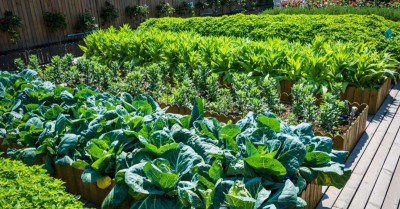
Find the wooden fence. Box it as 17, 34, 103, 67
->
0, 0, 209, 52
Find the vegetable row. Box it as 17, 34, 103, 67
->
139, 14, 400, 60
25, 54, 352, 135
0, 70, 351, 208
82, 26, 398, 91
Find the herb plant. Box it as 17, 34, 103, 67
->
76, 10, 98, 32
126, 5, 149, 20
43, 11, 67, 32
100, 1, 119, 23
0, 11, 22, 43
156, 2, 175, 17
0, 158, 87, 209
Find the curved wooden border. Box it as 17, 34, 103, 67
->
279, 78, 391, 114
160, 102, 368, 152
301, 182, 322, 209
315, 102, 369, 152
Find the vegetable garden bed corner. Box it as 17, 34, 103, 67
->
315, 102, 368, 152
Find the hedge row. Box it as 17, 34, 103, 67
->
0, 157, 87, 209
262, 7, 400, 21
82, 26, 398, 90
138, 14, 400, 60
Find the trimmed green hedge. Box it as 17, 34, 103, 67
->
0, 157, 87, 209
138, 14, 400, 60
82, 26, 398, 90
262, 7, 400, 21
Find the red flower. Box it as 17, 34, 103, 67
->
351, 1, 356, 6
282, 2, 288, 6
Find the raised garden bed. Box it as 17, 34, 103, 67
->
342, 78, 391, 114
315, 103, 369, 152
161, 101, 368, 153
280, 78, 390, 114
301, 182, 323, 209
0, 143, 324, 209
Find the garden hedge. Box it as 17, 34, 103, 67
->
0, 157, 87, 209
262, 7, 400, 21
139, 14, 400, 60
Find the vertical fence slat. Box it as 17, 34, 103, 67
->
2, 0, 249, 53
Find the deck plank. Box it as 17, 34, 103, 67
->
318, 84, 400, 209
381, 157, 400, 209
366, 128, 400, 209
348, 100, 400, 208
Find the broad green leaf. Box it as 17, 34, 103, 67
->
276, 134, 306, 176
219, 124, 241, 140
227, 159, 257, 178
125, 162, 165, 195
263, 180, 301, 209
144, 161, 179, 190
304, 151, 331, 166
312, 164, 351, 188
44, 105, 64, 120
257, 115, 281, 133
131, 195, 184, 209
57, 134, 78, 156
101, 184, 129, 209
244, 155, 287, 176
72, 160, 89, 169
209, 159, 223, 181
226, 181, 255, 209
189, 98, 204, 128
92, 154, 113, 172
177, 181, 203, 208
161, 143, 204, 177
81, 168, 104, 183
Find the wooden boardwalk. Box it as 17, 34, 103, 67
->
317, 82, 400, 209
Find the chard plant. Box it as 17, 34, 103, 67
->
292, 82, 317, 122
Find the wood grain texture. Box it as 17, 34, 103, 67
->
1, 0, 203, 51
318, 83, 400, 209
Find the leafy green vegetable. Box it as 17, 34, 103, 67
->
0, 70, 352, 209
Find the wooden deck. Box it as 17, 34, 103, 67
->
317, 82, 400, 209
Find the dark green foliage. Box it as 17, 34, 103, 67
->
292, 83, 317, 122
0, 70, 351, 209
101, 1, 119, 23
0, 11, 22, 43
156, 2, 175, 17
126, 5, 149, 19
76, 10, 98, 32
139, 14, 400, 60
262, 6, 400, 21
43, 11, 67, 32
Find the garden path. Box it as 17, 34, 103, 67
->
317, 82, 400, 209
